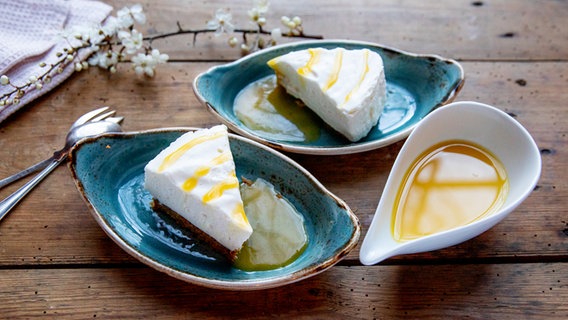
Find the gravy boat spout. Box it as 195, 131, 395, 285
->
359, 101, 541, 265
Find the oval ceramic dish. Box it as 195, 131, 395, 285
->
68, 128, 360, 290
193, 40, 465, 155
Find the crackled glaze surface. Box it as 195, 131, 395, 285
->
69, 128, 360, 290
194, 40, 464, 155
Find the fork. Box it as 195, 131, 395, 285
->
0, 107, 122, 189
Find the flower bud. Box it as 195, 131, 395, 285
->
228, 36, 238, 47
0, 75, 9, 85
240, 43, 250, 54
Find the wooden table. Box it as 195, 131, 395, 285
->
1, 0, 566, 318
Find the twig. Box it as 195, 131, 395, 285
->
144, 26, 323, 47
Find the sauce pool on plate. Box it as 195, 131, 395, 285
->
235, 178, 308, 271
392, 140, 509, 241
233, 75, 321, 143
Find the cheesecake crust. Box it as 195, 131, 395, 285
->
150, 199, 239, 262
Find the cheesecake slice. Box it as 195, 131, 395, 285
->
267, 47, 387, 142
144, 125, 252, 261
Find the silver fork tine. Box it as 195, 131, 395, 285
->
0, 108, 123, 191
105, 116, 124, 124
71, 106, 110, 128
90, 110, 117, 122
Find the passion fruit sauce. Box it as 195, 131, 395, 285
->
233, 75, 321, 143
392, 140, 509, 241
235, 178, 308, 271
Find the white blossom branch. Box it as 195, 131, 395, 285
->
0, 1, 322, 109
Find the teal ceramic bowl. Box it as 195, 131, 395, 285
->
193, 40, 464, 155
68, 128, 360, 290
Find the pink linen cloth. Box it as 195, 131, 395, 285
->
0, 0, 112, 123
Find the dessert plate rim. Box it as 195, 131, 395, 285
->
68, 127, 360, 290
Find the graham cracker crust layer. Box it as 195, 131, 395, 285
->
150, 199, 239, 262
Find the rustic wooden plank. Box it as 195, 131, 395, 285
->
102, 0, 568, 61
0, 61, 566, 265
1, 1, 565, 318
0, 263, 566, 318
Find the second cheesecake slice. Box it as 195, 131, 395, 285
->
267, 47, 387, 142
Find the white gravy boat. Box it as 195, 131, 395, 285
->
359, 101, 541, 265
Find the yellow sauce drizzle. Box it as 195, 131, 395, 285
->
202, 176, 239, 203
158, 131, 225, 172
181, 152, 231, 192
343, 49, 370, 104
232, 202, 249, 227
266, 58, 277, 69
297, 48, 321, 76
182, 166, 209, 192
323, 49, 344, 91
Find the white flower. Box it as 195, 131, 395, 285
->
119, 29, 144, 54
248, 0, 269, 24
88, 50, 119, 69
88, 28, 106, 47
107, 51, 120, 66
132, 53, 154, 76
150, 49, 169, 64
207, 8, 235, 36
254, 0, 269, 11
117, 30, 130, 40
117, 4, 146, 28
69, 25, 106, 51
101, 16, 121, 37
131, 49, 168, 77
88, 51, 106, 67
129, 4, 146, 24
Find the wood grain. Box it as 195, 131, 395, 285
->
101, 0, 568, 61
0, 0, 567, 318
0, 264, 566, 318
1, 61, 566, 265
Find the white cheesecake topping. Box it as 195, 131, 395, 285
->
268, 47, 387, 142
144, 125, 252, 252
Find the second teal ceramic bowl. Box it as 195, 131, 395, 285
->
193, 40, 464, 155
